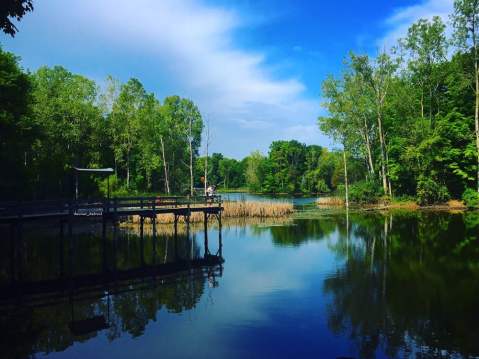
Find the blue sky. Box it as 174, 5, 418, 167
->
0, 0, 453, 158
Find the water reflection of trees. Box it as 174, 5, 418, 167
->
323, 211, 479, 358
0, 225, 220, 358
249, 218, 339, 246
0, 272, 209, 358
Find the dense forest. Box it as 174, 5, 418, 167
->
1, 0, 479, 206
319, 2, 479, 206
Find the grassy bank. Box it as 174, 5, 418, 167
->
127, 200, 294, 224
315, 196, 474, 211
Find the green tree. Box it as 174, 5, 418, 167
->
0, 0, 33, 36
0, 47, 32, 199
109, 78, 146, 189
452, 0, 479, 192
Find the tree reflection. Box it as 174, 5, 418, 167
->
323, 211, 479, 358
0, 224, 222, 358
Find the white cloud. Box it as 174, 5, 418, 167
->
62, 0, 321, 154
379, 0, 454, 49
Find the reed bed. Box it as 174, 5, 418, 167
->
316, 197, 345, 206
121, 216, 294, 235
126, 200, 294, 225
222, 201, 294, 218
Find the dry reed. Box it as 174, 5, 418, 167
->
126, 200, 294, 225
316, 197, 345, 206
447, 200, 466, 209
121, 216, 294, 235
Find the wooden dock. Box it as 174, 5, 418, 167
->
0, 195, 223, 223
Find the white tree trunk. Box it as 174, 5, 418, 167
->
188, 117, 194, 196
377, 110, 389, 195
343, 149, 349, 209
160, 136, 170, 194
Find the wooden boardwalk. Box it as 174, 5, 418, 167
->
0, 195, 223, 223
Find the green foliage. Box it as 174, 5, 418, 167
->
462, 188, 479, 208
317, 7, 479, 204
416, 176, 450, 205
0, 47, 33, 198
349, 180, 381, 204
0, 0, 33, 37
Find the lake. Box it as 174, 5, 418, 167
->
1, 210, 478, 358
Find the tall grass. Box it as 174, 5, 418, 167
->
316, 197, 344, 206
127, 200, 294, 224
121, 216, 294, 235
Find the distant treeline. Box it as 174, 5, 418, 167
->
319, 3, 479, 205
197, 141, 355, 194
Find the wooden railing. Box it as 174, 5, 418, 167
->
0, 195, 222, 219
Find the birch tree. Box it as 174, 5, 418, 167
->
351, 52, 398, 196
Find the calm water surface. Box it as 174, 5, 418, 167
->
1, 210, 479, 358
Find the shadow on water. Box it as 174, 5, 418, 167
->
0, 220, 224, 359
321, 210, 479, 358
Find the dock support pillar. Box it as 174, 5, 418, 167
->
174, 214, 179, 260
204, 212, 209, 257
140, 216, 145, 267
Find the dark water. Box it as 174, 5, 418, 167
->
1, 210, 479, 358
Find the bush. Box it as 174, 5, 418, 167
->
349, 180, 381, 204
316, 179, 330, 194
97, 174, 130, 197
416, 176, 450, 205
462, 188, 479, 209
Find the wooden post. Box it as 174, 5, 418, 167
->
10, 223, 16, 284
113, 198, 118, 223
186, 214, 192, 260
75, 171, 79, 200
59, 220, 65, 278
174, 214, 178, 260
140, 216, 145, 266
218, 212, 222, 258
102, 218, 107, 273
17, 221, 23, 282
152, 215, 157, 265
204, 212, 209, 257
112, 220, 118, 272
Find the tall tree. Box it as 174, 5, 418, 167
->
452, 0, 479, 192
401, 16, 447, 122
0, 47, 32, 198
351, 52, 398, 196
109, 78, 146, 189
320, 76, 355, 207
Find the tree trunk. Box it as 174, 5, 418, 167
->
343, 149, 349, 209
385, 141, 393, 198
377, 110, 389, 195
126, 152, 130, 189
189, 131, 194, 197
363, 117, 374, 176
204, 122, 209, 196
204, 153, 208, 196
160, 136, 170, 194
